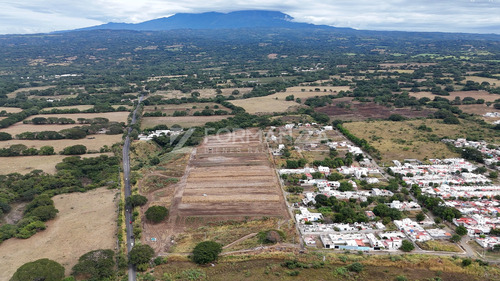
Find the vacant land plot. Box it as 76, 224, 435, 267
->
7, 86, 55, 98
343, 119, 472, 162
459, 104, 498, 116
28, 112, 129, 123
464, 76, 500, 86
143, 103, 231, 116
175, 129, 288, 218
0, 134, 121, 152
0, 123, 84, 136
0, 153, 113, 175
141, 115, 232, 129
316, 97, 435, 121
0, 106, 23, 113
0, 187, 117, 280
150, 88, 252, 99
409, 91, 499, 102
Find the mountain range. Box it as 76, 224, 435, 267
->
77, 10, 336, 31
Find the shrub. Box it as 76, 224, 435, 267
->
62, 144, 87, 155
126, 194, 148, 208
462, 258, 472, 267
72, 249, 115, 280
347, 262, 364, 273
192, 241, 222, 264
129, 244, 155, 267
258, 229, 286, 244
145, 206, 168, 223
400, 240, 415, 252
27, 205, 58, 221
11, 258, 64, 281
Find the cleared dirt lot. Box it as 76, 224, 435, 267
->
0, 187, 117, 280
141, 115, 232, 129
409, 90, 500, 102
46, 105, 132, 111
0, 134, 122, 152
316, 97, 435, 121
0, 153, 114, 175
176, 129, 288, 218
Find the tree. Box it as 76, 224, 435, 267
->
38, 145, 55, 155
192, 241, 222, 264
0, 132, 12, 141
126, 195, 148, 208
456, 225, 467, 236
129, 244, 155, 267
72, 249, 115, 280
416, 212, 425, 222
27, 205, 58, 221
145, 206, 169, 223
450, 234, 461, 243
10, 258, 64, 281
149, 156, 160, 165
400, 240, 415, 252
62, 144, 87, 155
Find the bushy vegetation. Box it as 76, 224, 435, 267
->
72, 249, 115, 280
145, 205, 169, 223
129, 244, 155, 270
10, 258, 65, 281
192, 241, 223, 264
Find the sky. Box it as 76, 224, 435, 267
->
1, 0, 500, 34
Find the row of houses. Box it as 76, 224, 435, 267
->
394, 218, 432, 242
421, 184, 500, 199
443, 138, 500, 165
320, 232, 404, 251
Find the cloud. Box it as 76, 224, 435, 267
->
1, 0, 500, 34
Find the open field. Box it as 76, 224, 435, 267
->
7, 86, 55, 98
0, 123, 84, 136
149, 87, 253, 99
141, 115, 232, 129
464, 76, 500, 86
316, 97, 435, 121
230, 87, 351, 114
459, 104, 498, 116
143, 102, 232, 116
0, 134, 122, 152
343, 119, 489, 162
0, 106, 23, 113
153, 253, 498, 281
28, 112, 129, 123
0, 153, 114, 175
175, 129, 289, 218
44, 104, 132, 111
0, 187, 117, 280
409, 91, 500, 102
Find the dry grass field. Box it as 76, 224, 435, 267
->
29, 94, 78, 100
29, 112, 129, 123
141, 115, 232, 129
0, 153, 114, 175
0, 187, 117, 280
409, 91, 499, 102
176, 129, 288, 218
0, 134, 122, 152
459, 104, 498, 116
45, 104, 132, 111
343, 119, 471, 162
230, 86, 351, 114
0, 123, 84, 136
7, 86, 55, 98
464, 76, 500, 86
143, 103, 231, 116
0, 106, 23, 113
149, 87, 252, 99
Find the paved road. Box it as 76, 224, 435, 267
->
123, 96, 143, 281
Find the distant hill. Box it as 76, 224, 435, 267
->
77, 10, 337, 31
